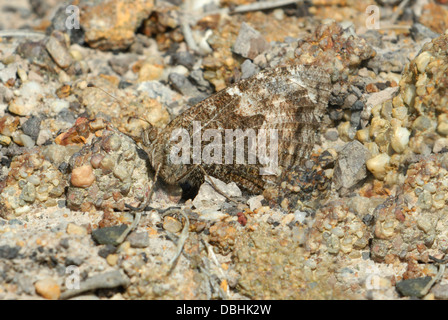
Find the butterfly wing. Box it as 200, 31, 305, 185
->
147, 64, 331, 193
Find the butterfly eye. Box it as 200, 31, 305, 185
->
142, 127, 159, 146
149, 128, 158, 141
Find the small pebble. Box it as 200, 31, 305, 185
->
50, 99, 70, 114
0, 245, 20, 259
92, 225, 128, 246
431, 284, 448, 299
98, 244, 117, 258
59, 238, 70, 249
17, 68, 27, 82
8, 98, 32, 116
45, 32, 73, 69
294, 210, 306, 224
106, 254, 119, 266
366, 153, 390, 180
414, 51, 432, 73
70, 165, 95, 188
163, 216, 182, 233
241, 59, 260, 79
172, 51, 195, 69
391, 127, 410, 153
247, 195, 263, 211
34, 278, 61, 300
0, 135, 11, 146
20, 134, 35, 148
66, 223, 88, 236
127, 231, 149, 248
65, 256, 83, 266
21, 116, 41, 141
396, 277, 432, 298
233, 22, 270, 59
324, 129, 339, 141
8, 219, 23, 225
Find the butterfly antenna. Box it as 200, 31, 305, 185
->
88, 84, 153, 125
87, 83, 153, 140
87, 83, 134, 110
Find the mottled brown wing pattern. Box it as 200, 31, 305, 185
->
144, 64, 331, 193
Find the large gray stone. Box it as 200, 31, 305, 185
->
232, 22, 270, 60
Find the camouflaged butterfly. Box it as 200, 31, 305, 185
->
141, 64, 331, 194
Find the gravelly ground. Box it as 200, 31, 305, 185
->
1, 0, 448, 300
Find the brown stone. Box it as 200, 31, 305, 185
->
80, 0, 155, 51
71, 165, 95, 188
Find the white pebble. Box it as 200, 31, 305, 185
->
247, 195, 264, 211
21, 81, 42, 97
294, 210, 306, 224
20, 134, 35, 148
366, 153, 390, 180
50, 99, 69, 114
15, 205, 31, 215
391, 127, 410, 153
415, 51, 432, 73
27, 175, 40, 185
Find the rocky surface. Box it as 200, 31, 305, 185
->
1, 0, 448, 300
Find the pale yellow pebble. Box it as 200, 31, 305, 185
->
106, 254, 119, 266
389, 118, 402, 129
70, 165, 95, 188
338, 121, 355, 142
392, 106, 408, 120
391, 127, 410, 153
366, 153, 390, 180
35, 278, 60, 300
17, 68, 27, 82
437, 114, 448, 136
356, 128, 370, 143
14, 205, 31, 216
118, 241, 131, 254
58, 70, 71, 83
281, 214, 295, 225
0, 135, 11, 146
433, 138, 448, 153
403, 84, 416, 107
66, 223, 88, 236
415, 51, 432, 73
138, 63, 163, 82
77, 80, 88, 90
12, 132, 24, 146
369, 117, 389, 138
371, 104, 382, 118
364, 142, 379, 157
163, 216, 182, 233
69, 49, 83, 61
8, 98, 31, 116
392, 94, 404, 108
